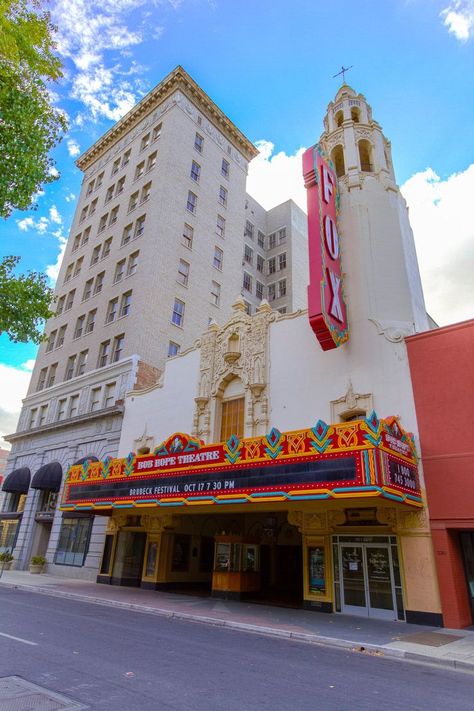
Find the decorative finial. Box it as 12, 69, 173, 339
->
333, 65, 353, 84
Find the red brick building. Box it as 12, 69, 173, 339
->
406, 319, 474, 628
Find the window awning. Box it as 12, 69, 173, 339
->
73, 455, 99, 466
31, 461, 63, 492
2, 467, 31, 494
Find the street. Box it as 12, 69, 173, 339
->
0, 588, 472, 710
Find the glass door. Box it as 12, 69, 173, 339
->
341, 545, 366, 614
340, 541, 397, 619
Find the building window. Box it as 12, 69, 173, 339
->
257, 230, 265, 248
95, 172, 104, 189
89, 198, 98, 216
187, 190, 197, 214
182, 223, 193, 249
213, 246, 223, 270
116, 176, 125, 195
109, 206, 119, 225
135, 215, 146, 238
56, 325, 67, 347
218, 185, 228, 207
76, 350, 88, 376
98, 341, 110, 368
57, 398, 67, 421
65, 355, 77, 381
278, 227, 286, 243
194, 132, 203, 153
68, 394, 79, 418
256, 255, 264, 273
104, 382, 116, 408
244, 244, 253, 264
220, 397, 245, 441
152, 123, 162, 141
268, 283, 276, 301
111, 158, 120, 175
140, 133, 150, 151
128, 191, 139, 212
114, 260, 125, 283
112, 334, 124, 363
221, 158, 230, 178
243, 301, 251, 315
79, 206, 88, 223
64, 263, 73, 283
55, 517, 93, 567
168, 341, 180, 357
146, 151, 157, 172
268, 232, 276, 249
279, 253, 287, 270
46, 363, 57, 387
171, 298, 185, 327
65, 290, 75, 311
278, 307, 287, 315
81, 227, 90, 245
210, 281, 221, 306
141, 182, 151, 203
93, 272, 104, 295
268, 257, 276, 275
216, 214, 225, 239
105, 185, 114, 204
278, 278, 287, 297
242, 272, 252, 293
256, 281, 264, 300
177, 259, 190, 287
90, 245, 101, 266
135, 161, 145, 180
38, 404, 48, 427
127, 251, 139, 276
37, 368, 47, 391
90, 387, 101, 412
120, 291, 132, 317
73, 257, 83, 277
56, 295, 65, 315
190, 160, 201, 182
46, 330, 56, 352
74, 315, 85, 339
122, 149, 131, 167
102, 237, 112, 259
244, 220, 254, 239
86, 179, 94, 196
28, 408, 37, 429
122, 223, 133, 245
85, 309, 96, 334
72, 234, 81, 252
106, 298, 118, 324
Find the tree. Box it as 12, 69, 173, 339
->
0, 0, 67, 217
0, 256, 54, 343
0, 2, 66, 342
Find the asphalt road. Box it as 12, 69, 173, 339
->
0, 588, 473, 711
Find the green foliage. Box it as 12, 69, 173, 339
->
0, 255, 54, 343
30, 555, 46, 565
0, 0, 67, 217
0, 552, 14, 562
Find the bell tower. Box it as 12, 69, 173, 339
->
318, 84, 429, 339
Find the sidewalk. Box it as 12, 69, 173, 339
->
1, 569, 474, 673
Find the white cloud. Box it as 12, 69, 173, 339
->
46, 235, 68, 285
67, 138, 81, 157
401, 165, 474, 326
64, 192, 76, 202
17, 217, 34, 231
49, 205, 63, 225
21, 360, 36, 372
247, 140, 307, 211
441, 1, 474, 40
0, 363, 33, 449
16, 216, 49, 234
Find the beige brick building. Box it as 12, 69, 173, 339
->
1, 67, 308, 577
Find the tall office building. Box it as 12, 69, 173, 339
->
0, 67, 308, 577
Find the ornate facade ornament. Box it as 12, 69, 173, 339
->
369, 319, 415, 343
331, 382, 373, 421
327, 510, 346, 528
141, 514, 176, 534
376, 508, 397, 527
396, 509, 428, 532
303, 512, 328, 532
287, 510, 303, 531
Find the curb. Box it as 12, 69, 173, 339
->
2, 581, 473, 673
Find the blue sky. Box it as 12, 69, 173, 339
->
1, 0, 474, 443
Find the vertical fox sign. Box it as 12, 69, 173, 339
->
303, 144, 349, 350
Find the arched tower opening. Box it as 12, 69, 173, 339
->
331, 145, 345, 178
350, 107, 360, 123
358, 139, 373, 172
335, 110, 344, 128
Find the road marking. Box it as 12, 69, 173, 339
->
0, 631, 38, 646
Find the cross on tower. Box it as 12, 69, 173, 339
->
333, 65, 353, 84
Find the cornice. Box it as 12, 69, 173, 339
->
5, 404, 124, 442
76, 66, 258, 171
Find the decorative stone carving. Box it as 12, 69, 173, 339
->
396, 509, 428, 532
141, 514, 176, 533
287, 510, 303, 531
133, 427, 154, 456
327, 510, 346, 528
354, 126, 373, 142
331, 383, 373, 422
369, 319, 415, 343
304, 512, 328, 532
376, 508, 397, 527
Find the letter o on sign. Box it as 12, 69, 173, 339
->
324, 215, 339, 260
